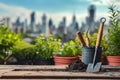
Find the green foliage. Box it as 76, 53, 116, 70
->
83, 32, 108, 56
55, 33, 63, 39
0, 25, 21, 50
107, 5, 120, 56
0, 25, 22, 63
12, 41, 35, 61
35, 34, 61, 59
57, 40, 81, 57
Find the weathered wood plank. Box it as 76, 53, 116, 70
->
1, 71, 120, 79
0, 65, 119, 79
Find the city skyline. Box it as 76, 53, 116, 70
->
0, 0, 120, 27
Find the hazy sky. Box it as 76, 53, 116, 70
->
0, 0, 120, 26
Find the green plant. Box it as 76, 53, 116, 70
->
0, 25, 21, 49
57, 40, 81, 57
0, 25, 21, 64
106, 5, 120, 56
35, 34, 61, 59
12, 41, 35, 64
82, 32, 108, 56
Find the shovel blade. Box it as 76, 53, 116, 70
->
86, 62, 102, 72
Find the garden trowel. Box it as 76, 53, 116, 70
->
86, 17, 106, 72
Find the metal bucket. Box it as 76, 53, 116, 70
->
82, 47, 102, 65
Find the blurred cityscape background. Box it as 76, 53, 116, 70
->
0, 0, 120, 43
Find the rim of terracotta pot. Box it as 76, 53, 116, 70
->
54, 59, 75, 61
53, 56, 78, 59
106, 56, 120, 66
107, 56, 120, 61
106, 56, 120, 58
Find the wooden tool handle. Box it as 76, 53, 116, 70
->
96, 18, 106, 46
76, 31, 86, 47
86, 36, 90, 47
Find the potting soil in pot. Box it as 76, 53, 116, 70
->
66, 59, 87, 72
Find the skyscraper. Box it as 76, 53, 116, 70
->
72, 14, 76, 25
75, 22, 79, 30
41, 13, 47, 33
87, 5, 96, 33
4, 17, 12, 30
80, 5, 96, 34
88, 5, 96, 23
31, 12, 35, 24
48, 18, 53, 34
42, 14, 47, 26
63, 17, 66, 27
16, 17, 20, 26
23, 19, 27, 33
30, 12, 36, 32
48, 18, 53, 27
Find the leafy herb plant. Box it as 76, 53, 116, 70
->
107, 5, 120, 56
35, 34, 61, 59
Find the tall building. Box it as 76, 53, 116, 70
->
48, 18, 53, 27
31, 12, 35, 24
16, 17, 20, 26
63, 17, 66, 27
23, 19, 27, 33
75, 22, 79, 30
62, 17, 67, 34
88, 5, 96, 33
80, 5, 96, 34
42, 14, 47, 26
88, 5, 95, 22
46, 18, 53, 37
15, 17, 21, 33
41, 13, 47, 33
72, 14, 76, 25
67, 14, 78, 39
30, 12, 36, 32
4, 17, 12, 31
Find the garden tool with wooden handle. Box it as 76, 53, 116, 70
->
86, 17, 106, 72
86, 27, 90, 47
76, 31, 86, 47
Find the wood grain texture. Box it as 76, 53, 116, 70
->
0, 65, 119, 79
96, 22, 104, 46
76, 32, 86, 47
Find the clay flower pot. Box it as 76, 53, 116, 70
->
106, 56, 120, 66
53, 56, 78, 65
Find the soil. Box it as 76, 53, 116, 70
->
66, 59, 87, 72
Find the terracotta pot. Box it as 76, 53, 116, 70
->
78, 56, 82, 60
106, 56, 120, 66
53, 56, 78, 65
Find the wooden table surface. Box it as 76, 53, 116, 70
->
0, 65, 120, 80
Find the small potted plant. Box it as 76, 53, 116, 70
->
53, 40, 81, 65
34, 34, 61, 65
105, 5, 120, 66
